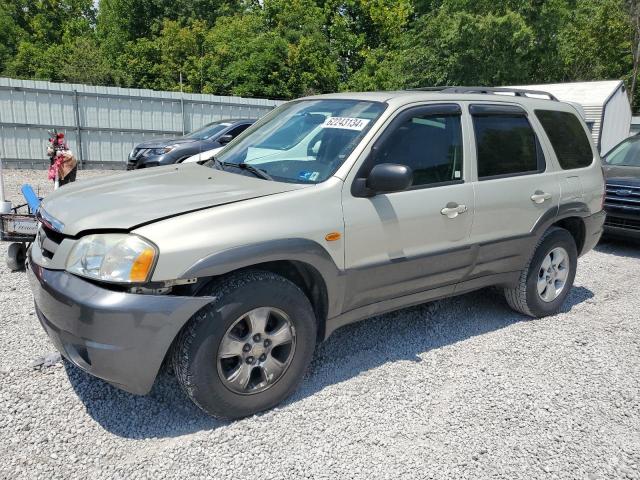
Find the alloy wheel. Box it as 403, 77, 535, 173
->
537, 247, 570, 303
217, 307, 296, 395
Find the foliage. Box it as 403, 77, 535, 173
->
0, 0, 638, 110
557, 0, 632, 81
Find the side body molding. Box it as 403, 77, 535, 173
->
180, 238, 346, 318
177, 203, 601, 342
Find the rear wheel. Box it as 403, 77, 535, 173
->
172, 270, 316, 419
504, 227, 577, 317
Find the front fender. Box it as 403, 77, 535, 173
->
180, 238, 346, 318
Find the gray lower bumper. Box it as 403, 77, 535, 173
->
27, 258, 212, 395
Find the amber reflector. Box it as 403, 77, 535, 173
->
130, 248, 155, 282
325, 232, 341, 242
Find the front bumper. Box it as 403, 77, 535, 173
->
27, 257, 212, 395
127, 153, 174, 170
603, 209, 640, 240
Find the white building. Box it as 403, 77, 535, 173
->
511, 80, 631, 155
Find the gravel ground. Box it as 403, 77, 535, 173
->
1, 169, 639, 479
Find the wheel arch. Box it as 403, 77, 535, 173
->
533, 202, 591, 256
552, 216, 586, 255
179, 238, 345, 341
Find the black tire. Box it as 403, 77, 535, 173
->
6, 243, 26, 271
172, 270, 317, 419
504, 227, 577, 318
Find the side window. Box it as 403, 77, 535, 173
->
372, 112, 463, 187
535, 110, 594, 169
227, 124, 251, 138
472, 114, 543, 179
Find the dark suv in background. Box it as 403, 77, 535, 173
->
602, 136, 640, 239
127, 119, 255, 170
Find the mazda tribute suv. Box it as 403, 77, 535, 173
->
28, 87, 606, 418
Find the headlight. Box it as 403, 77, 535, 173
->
66, 234, 157, 283
163, 144, 180, 153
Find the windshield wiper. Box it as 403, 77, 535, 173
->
206, 156, 273, 181
218, 161, 273, 181
237, 162, 273, 181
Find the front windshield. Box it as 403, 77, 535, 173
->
186, 122, 231, 140
605, 137, 640, 167
211, 99, 386, 183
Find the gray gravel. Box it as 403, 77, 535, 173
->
1, 169, 640, 479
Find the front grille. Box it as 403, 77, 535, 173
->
127, 148, 144, 169
605, 215, 640, 231
604, 183, 640, 213
38, 223, 66, 259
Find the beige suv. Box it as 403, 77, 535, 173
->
28, 87, 605, 418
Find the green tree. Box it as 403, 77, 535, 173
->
4, 0, 99, 81
557, 0, 632, 81
202, 13, 291, 97
199, 0, 339, 98
115, 19, 206, 91
321, 0, 413, 81
0, 0, 638, 110
348, 9, 536, 90
97, 0, 243, 62
0, 1, 25, 73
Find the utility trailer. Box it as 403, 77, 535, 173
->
510, 81, 631, 155
0, 161, 39, 271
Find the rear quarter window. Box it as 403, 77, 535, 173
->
535, 110, 594, 169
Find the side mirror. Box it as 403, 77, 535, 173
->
218, 134, 233, 145
353, 163, 413, 197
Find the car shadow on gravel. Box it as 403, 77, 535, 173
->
290, 285, 593, 403
65, 285, 593, 439
596, 237, 640, 259
65, 363, 226, 438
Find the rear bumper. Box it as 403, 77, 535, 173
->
27, 257, 212, 394
581, 210, 606, 255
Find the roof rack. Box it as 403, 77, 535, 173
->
411, 86, 559, 101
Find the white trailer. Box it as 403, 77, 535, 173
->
510, 80, 631, 155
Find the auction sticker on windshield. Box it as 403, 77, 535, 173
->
323, 117, 371, 131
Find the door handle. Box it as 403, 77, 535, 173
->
530, 190, 552, 204
440, 202, 468, 219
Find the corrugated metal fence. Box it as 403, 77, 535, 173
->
0, 77, 282, 169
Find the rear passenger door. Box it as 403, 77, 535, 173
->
468, 104, 561, 278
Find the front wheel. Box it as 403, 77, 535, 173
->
6, 243, 26, 271
504, 227, 578, 318
172, 270, 317, 419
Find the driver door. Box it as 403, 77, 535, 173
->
341, 104, 476, 312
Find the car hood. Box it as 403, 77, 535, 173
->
135, 137, 198, 149
603, 165, 640, 186
39, 164, 306, 236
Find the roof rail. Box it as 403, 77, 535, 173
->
409, 86, 558, 101
438, 86, 559, 101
